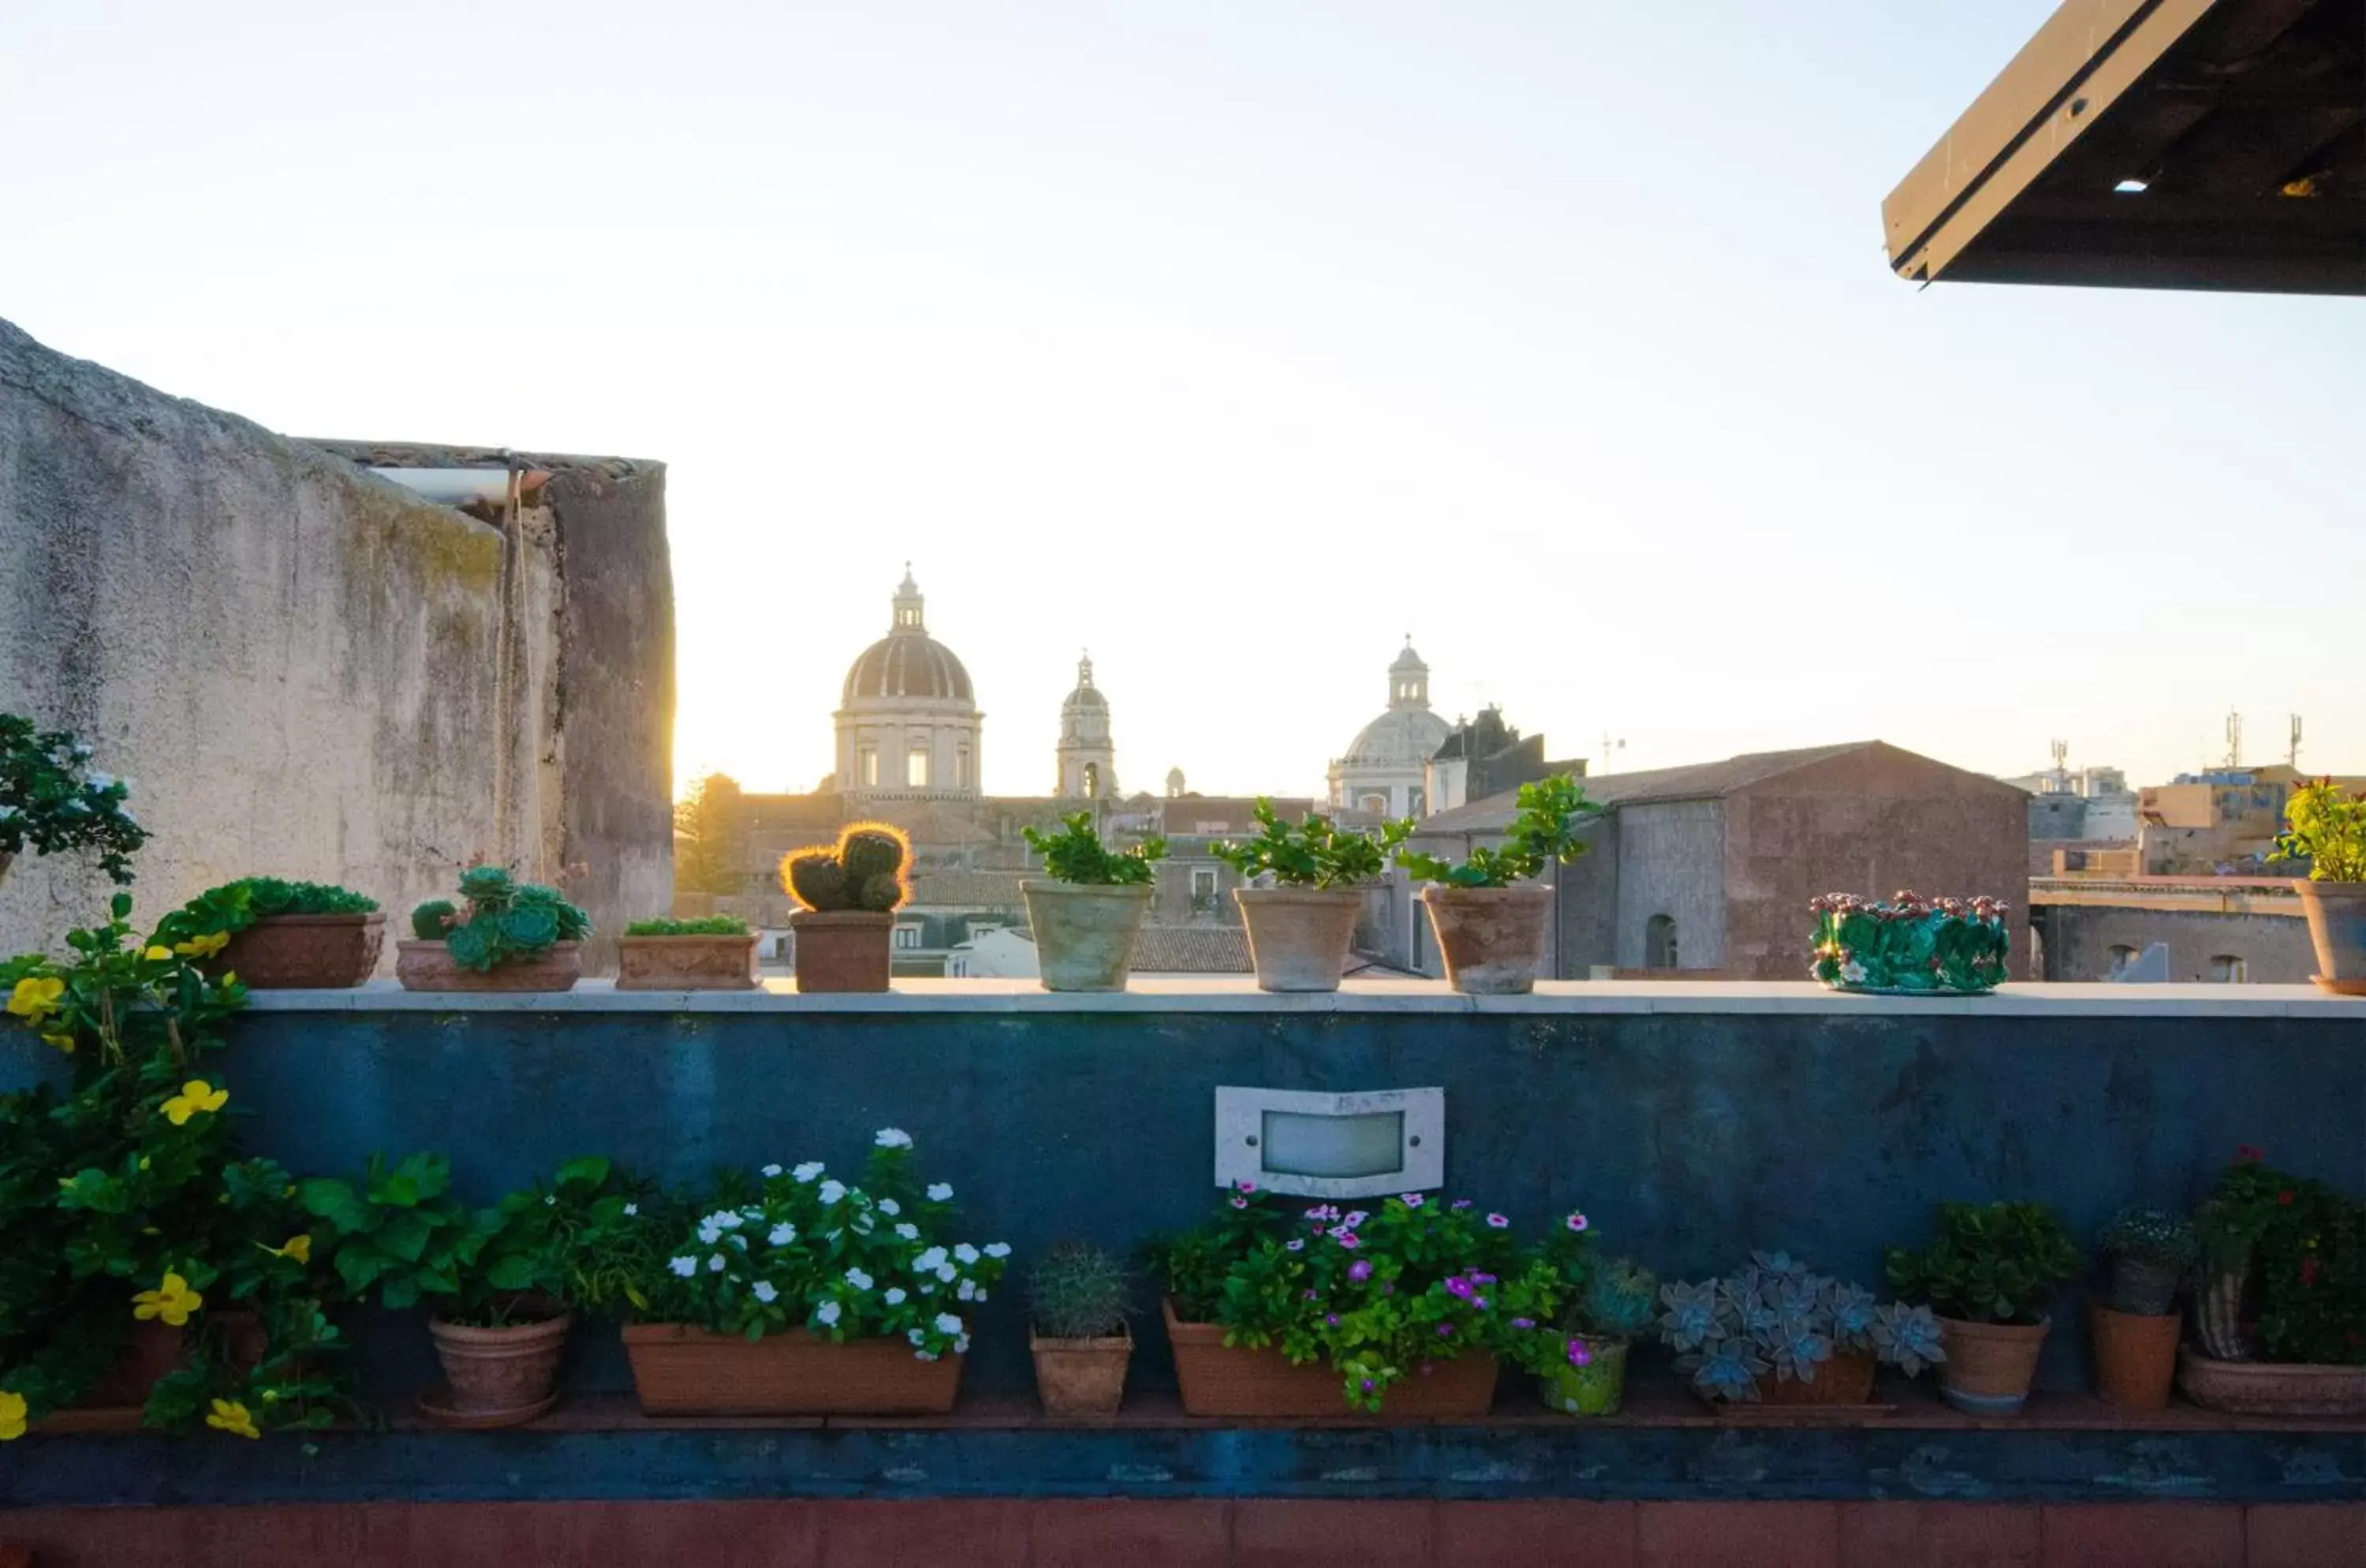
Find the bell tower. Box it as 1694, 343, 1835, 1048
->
1056, 652, 1118, 799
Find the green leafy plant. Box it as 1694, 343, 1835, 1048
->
1144, 1185, 1280, 1323
1023, 813, 1166, 886
1028, 1241, 1131, 1339
2196, 1149, 2364, 1365
1395, 775, 1599, 888
152, 879, 379, 953
2097, 1206, 2197, 1316
408, 867, 591, 972
624, 915, 751, 936
1209, 799, 1413, 889
780, 823, 912, 912
0, 714, 147, 884
2270, 778, 2366, 882
1885, 1202, 2078, 1326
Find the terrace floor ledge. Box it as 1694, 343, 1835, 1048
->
241, 977, 2366, 1019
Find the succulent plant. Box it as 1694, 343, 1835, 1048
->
1028, 1240, 1130, 1340
1573, 1257, 1659, 1340
409, 866, 591, 971
781, 822, 911, 913
1870, 1302, 1947, 1377
410, 899, 457, 941
1659, 1253, 1942, 1402
2098, 1205, 2200, 1316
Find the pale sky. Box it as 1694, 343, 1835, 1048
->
5, 2, 2359, 801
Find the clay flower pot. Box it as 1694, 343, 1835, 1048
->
622, 1324, 963, 1416
218, 913, 386, 988
395, 940, 580, 992
1022, 882, 1152, 991
1163, 1299, 1498, 1418
1031, 1323, 1133, 1417
2090, 1303, 2179, 1411
1935, 1315, 2050, 1414
789, 910, 891, 992
1538, 1334, 1630, 1417
423, 1312, 572, 1428
615, 932, 760, 991
2295, 880, 2366, 995
1756, 1348, 1879, 1407
2178, 1348, 2366, 1416
1234, 887, 1361, 993
1418, 883, 1554, 994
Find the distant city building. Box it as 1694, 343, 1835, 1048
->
2134, 765, 2364, 875
1327, 640, 1451, 818
2029, 876, 2316, 983
834, 567, 983, 807
1424, 706, 1570, 816
1055, 653, 1119, 799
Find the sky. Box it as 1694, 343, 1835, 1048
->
3, 2, 2359, 801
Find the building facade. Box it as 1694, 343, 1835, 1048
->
1327, 641, 1451, 819
1054, 654, 1118, 799
833, 569, 983, 808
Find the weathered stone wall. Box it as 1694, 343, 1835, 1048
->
2034, 902, 2319, 983
1610, 799, 1727, 969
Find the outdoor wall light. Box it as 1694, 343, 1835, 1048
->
1212, 1086, 1444, 1199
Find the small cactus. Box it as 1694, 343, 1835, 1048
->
410, 864, 591, 970
780, 823, 911, 913
1028, 1241, 1130, 1340
1580, 1258, 1659, 1339
411, 898, 457, 941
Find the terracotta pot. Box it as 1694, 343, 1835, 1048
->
615, 932, 760, 991
1023, 882, 1152, 991
1031, 1323, 1133, 1417
395, 939, 580, 992
2178, 1348, 2366, 1416
789, 910, 892, 992
1756, 1348, 1879, 1406
1418, 884, 1554, 994
80, 1319, 186, 1409
1537, 1334, 1629, 1416
1935, 1315, 2049, 1414
2090, 1304, 2179, 1411
1163, 1299, 1497, 1417
216, 913, 386, 988
1234, 887, 1362, 993
424, 1312, 572, 1428
622, 1324, 962, 1415
2296, 880, 2366, 995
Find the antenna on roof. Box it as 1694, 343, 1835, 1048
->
1602, 734, 1626, 768
2224, 709, 2244, 770
2289, 714, 2304, 769
2050, 738, 2069, 771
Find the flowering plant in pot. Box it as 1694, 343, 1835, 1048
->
1885, 1202, 2077, 1413
624, 1130, 1009, 1415
2089, 1206, 2194, 1411
2268, 778, 2366, 994
156, 878, 384, 989
0, 713, 147, 889
1656, 1252, 1945, 1409
616, 915, 760, 991
1396, 775, 1599, 994
1517, 1222, 1657, 1418
779, 824, 911, 992
1028, 1241, 1132, 1416
1808, 891, 2010, 995
1020, 813, 1166, 991
1211, 801, 1412, 992
401, 867, 590, 992
2180, 1148, 2365, 1415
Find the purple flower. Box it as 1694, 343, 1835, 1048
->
1566, 1338, 1592, 1368
1472, 1272, 1498, 1286
1309, 1223, 1327, 1236
1445, 1275, 1475, 1301
1236, 1181, 1258, 1194
1565, 1212, 1590, 1234
1437, 1322, 1456, 1337
1511, 1316, 1536, 1330
1342, 1211, 1368, 1229
1473, 1297, 1490, 1311
1347, 1260, 1373, 1283
1335, 1231, 1361, 1250
1304, 1204, 1338, 1222
1450, 1199, 1473, 1210
1485, 1213, 1510, 1229
1381, 1282, 1395, 1296
1286, 1238, 1305, 1252
1360, 1377, 1376, 1392
1303, 1288, 1320, 1301
1401, 1193, 1426, 1208
1325, 1313, 1340, 1327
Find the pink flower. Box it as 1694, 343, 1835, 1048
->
1485, 1213, 1510, 1229
1303, 1289, 1319, 1301
1342, 1211, 1368, 1229
1347, 1260, 1373, 1282
1335, 1231, 1361, 1250
1565, 1212, 1589, 1234
1567, 1339, 1592, 1368
1230, 1196, 1248, 1210
1310, 1223, 1327, 1235
1286, 1238, 1305, 1252
1401, 1193, 1426, 1208
1236, 1181, 1258, 1194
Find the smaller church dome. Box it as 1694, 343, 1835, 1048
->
1063, 652, 1107, 710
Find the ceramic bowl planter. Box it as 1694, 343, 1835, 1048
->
218, 913, 386, 988
1809, 893, 2010, 995
2177, 1349, 2366, 1416
789, 910, 892, 992
1031, 1323, 1133, 1417
395, 939, 581, 992
2089, 1303, 2179, 1411
616, 931, 761, 991
622, 1324, 963, 1416
1537, 1334, 1630, 1417
1234, 887, 1360, 992
2295, 881, 2366, 995
1164, 1300, 1498, 1418
423, 1312, 573, 1428
1023, 882, 1153, 991
1419, 884, 1553, 995
1935, 1316, 2049, 1413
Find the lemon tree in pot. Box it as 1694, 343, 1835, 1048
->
2269, 777, 2366, 994
158, 878, 384, 989
2091, 1206, 2195, 1411
1396, 775, 1600, 994
1021, 814, 1166, 991
1885, 1201, 2077, 1414
780, 824, 911, 992
1028, 1241, 1133, 1416
0, 713, 147, 890
1211, 801, 1412, 992
401, 867, 589, 992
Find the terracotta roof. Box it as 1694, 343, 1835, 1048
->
1127, 924, 1252, 973
1416, 741, 1885, 834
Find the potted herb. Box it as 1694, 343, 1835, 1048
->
1655, 1252, 1945, 1409
2269, 778, 2366, 993
157, 878, 384, 989
615, 915, 760, 991
1809, 891, 2010, 995
779, 823, 910, 992
1396, 775, 1599, 994
1028, 1241, 1133, 1416
1528, 1245, 1658, 1417
399, 867, 589, 992
0, 714, 147, 888
2180, 1148, 2365, 1415
1211, 801, 1411, 992
1885, 1202, 2078, 1413
622, 1130, 1009, 1415
1020, 813, 1166, 991
2090, 1206, 2195, 1411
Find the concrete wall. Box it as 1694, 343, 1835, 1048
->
2036, 903, 2319, 983
1610, 800, 1726, 970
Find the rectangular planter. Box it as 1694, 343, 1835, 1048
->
1162, 1299, 1498, 1418
621, 1323, 962, 1415
614, 934, 760, 991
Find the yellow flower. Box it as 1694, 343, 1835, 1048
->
142, 946, 174, 962
0, 1389, 27, 1442
132, 1271, 204, 1327
40, 1030, 75, 1055
204, 1398, 260, 1439
174, 931, 231, 960
162, 1079, 230, 1126
6, 976, 65, 1022
262, 1234, 313, 1265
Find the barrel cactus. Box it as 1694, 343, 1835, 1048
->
780, 823, 910, 914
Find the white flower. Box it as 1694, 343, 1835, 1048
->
935, 1264, 957, 1283
957, 1279, 976, 1301
913, 1247, 949, 1273
543, 1195, 558, 1206
0, 805, 17, 823
954, 1335, 971, 1353
697, 1224, 722, 1245
761, 1164, 784, 1178
768, 1223, 797, 1246
877, 1198, 901, 1217
926, 1182, 953, 1202
814, 1301, 842, 1327
668, 1256, 698, 1279
86, 771, 115, 791
818, 1180, 848, 1205
1841, 958, 1869, 984
623, 1204, 639, 1217
875, 1128, 912, 1149
730, 1234, 748, 1251
752, 1280, 778, 1304
983, 1242, 1011, 1259
793, 1162, 825, 1182
885, 1286, 908, 1305
845, 1267, 875, 1291
920, 1282, 936, 1294
908, 1327, 927, 1346
916, 1350, 939, 1361
707, 1254, 727, 1273
973, 1290, 987, 1303
953, 1243, 980, 1265
935, 1312, 963, 1335
711, 1211, 745, 1230
894, 1223, 920, 1241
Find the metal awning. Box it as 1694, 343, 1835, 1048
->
1883, 0, 2364, 293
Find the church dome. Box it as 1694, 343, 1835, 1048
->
1342, 707, 1451, 766
841, 567, 976, 705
